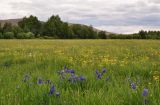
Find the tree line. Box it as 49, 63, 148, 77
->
108, 30, 160, 39
0, 15, 160, 39
0, 15, 106, 39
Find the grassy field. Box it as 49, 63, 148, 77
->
0, 40, 160, 105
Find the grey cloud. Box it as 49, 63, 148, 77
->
0, 0, 160, 33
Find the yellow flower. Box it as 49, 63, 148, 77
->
153, 75, 159, 81
148, 82, 152, 85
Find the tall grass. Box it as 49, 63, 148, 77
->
0, 40, 159, 105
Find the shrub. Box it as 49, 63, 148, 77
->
17, 32, 26, 39
25, 32, 35, 39
98, 31, 107, 39
16, 32, 35, 39
0, 33, 4, 39
4, 32, 14, 39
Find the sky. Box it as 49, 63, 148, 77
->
0, 0, 160, 34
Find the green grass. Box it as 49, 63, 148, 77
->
0, 39, 160, 105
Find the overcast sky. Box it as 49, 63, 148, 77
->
0, 0, 160, 34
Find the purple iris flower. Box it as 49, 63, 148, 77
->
49, 84, 55, 95
68, 74, 77, 80
142, 88, 148, 97
68, 74, 78, 83
102, 68, 107, 74
96, 70, 100, 75
97, 73, 102, 79
96, 70, 102, 79
55, 92, 60, 96
37, 78, 43, 84
78, 76, 86, 81
131, 83, 136, 90
65, 69, 75, 74
70, 70, 75, 74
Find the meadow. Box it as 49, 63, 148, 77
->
0, 40, 159, 105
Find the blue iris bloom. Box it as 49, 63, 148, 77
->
49, 84, 55, 95
142, 88, 148, 97
96, 70, 102, 79
78, 76, 86, 81
65, 69, 75, 74
102, 68, 107, 74
55, 92, 60, 96
37, 78, 43, 84
131, 83, 136, 90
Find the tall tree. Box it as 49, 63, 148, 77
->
139, 30, 147, 39
61, 22, 69, 38
2, 22, 13, 34
87, 25, 97, 39
12, 26, 23, 37
18, 15, 41, 36
98, 31, 107, 39
0, 23, 2, 33
43, 15, 63, 37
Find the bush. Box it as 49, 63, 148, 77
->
98, 31, 107, 39
17, 32, 26, 39
17, 32, 35, 39
25, 32, 35, 39
0, 33, 4, 39
4, 32, 14, 39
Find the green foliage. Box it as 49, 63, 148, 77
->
17, 32, 26, 39
0, 22, 2, 33
4, 32, 14, 39
88, 25, 97, 39
18, 15, 41, 35
43, 15, 60, 37
70, 24, 97, 39
0, 32, 3, 39
98, 31, 107, 39
139, 30, 147, 39
25, 32, 35, 39
1, 15, 160, 39
60, 22, 70, 39
17, 32, 35, 39
12, 26, 23, 37
2, 22, 13, 34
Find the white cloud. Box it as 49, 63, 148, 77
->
96, 25, 160, 34
0, 0, 160, 33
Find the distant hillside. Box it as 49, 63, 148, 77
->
0, 18, 115, 35
0, 19, 22, 26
